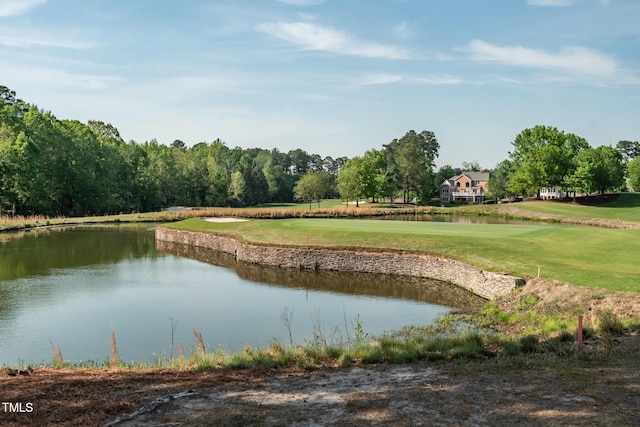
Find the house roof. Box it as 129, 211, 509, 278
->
440, 171, 490, 188
457, 171, 490, 181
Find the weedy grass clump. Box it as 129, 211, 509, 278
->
596, 309, 624, 352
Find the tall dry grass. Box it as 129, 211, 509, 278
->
0, 205, 430, 232
50, 341, 64, 369
192, 329, 206, 353
111, 329, 119, 367
174, 206, 423, 220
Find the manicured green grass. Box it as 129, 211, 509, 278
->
512, 193, 640, 222
257, 198, 346, 209
166, 217, 640, 292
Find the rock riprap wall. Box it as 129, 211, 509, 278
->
155, 227, 525, 299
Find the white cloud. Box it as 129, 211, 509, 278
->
0, 33, 95, 49
0, 0, 46, 17
274, 0, 325, 5
2, 63, 123, 91
527, 0, 574, 6
357, 73, 403, 86
413, 75, 462, 85
256, 21, 410, 59
394, 21, 421, 39
354, 73, 463, 87
464, 39, 639, 85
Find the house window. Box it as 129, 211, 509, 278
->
465, 182, 470, 188
456, 182, 460, 187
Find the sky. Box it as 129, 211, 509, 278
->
1, 0, 639, 169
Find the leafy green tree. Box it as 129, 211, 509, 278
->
337, 157, 364, 207
183, 142, 210, 206
564, 146, 625, 197
486, 159, 514, 202
385, 130, 439, 203
627, 157, 640, 191
461, 161, 482, 172
294, 171, 331, 209
433, 165, 454, 198
0, 125, 25, 214
56, 119, 104, 215
564, 153, 598, 198
0, 87, 359, 214
262, 156, 290, 202
228, 170, 246, 206
593, 146, 625, 194
508, 125, 589, 198
616, 140, 640, 163
171, 139, 186, 150
288, 148, 311, 175
359, 149, 387, 203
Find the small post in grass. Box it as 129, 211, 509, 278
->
537, 266, 541, 278
577, 315, 583, 351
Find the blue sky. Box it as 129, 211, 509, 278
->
1, 0, 638, 169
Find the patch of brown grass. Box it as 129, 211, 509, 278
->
496, 278, 640, 331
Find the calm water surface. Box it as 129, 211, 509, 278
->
0, 224, 484, 366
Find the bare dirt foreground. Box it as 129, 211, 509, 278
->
2, 281, 640, 426
2, 347, 640, 427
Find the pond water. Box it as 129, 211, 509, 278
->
365, 213, 543, 225
0, 224, 485, 366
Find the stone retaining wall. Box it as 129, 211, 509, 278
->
155, 227, 525, 299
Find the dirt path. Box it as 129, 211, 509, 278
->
3, 337, 640, 427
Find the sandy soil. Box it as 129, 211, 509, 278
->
2, 340, 640, 427
203, 217, 250, 223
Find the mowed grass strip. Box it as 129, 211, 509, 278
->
165, 218, 640, 293
512, 193, 640, 222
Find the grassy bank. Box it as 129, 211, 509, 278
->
165, 217, 640, 292
495, 193, 640, 223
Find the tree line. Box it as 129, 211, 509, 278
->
3, 86, 636, 216
1, 86, 443, 216
0, 86, 350, 216
482, 125, 637, 201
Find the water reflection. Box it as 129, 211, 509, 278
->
156, 240, 486, 311
0, 224, 158, 281
0, 223, 489, 365
368, 213, 541, 224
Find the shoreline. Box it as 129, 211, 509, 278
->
155, 226, 525, 299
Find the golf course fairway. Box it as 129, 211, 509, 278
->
165, 217, 640, 292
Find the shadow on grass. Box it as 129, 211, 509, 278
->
548, 193, 640, 208
600, 193, 640, 208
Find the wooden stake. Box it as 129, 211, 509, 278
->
578, 315, 583, 351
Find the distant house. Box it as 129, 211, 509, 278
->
539, 187, 590, 200
440, 171, 490, 203
539, 187, 566, 200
